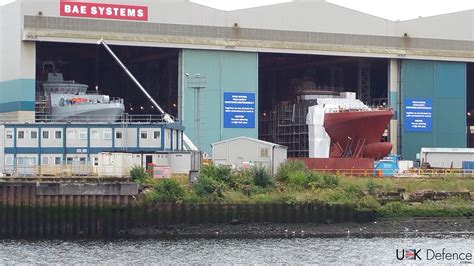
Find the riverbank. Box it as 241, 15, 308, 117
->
119, 217, 474, 238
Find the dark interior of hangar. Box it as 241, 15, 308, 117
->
258, 53, 389, 157
467, 63, 474, 147
35, 42, 179, 119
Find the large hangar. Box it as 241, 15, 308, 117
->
1, 0, 474, 159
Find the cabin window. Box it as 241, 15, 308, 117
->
55, 130, 62, 139
116, 131, 123, 139
5, 156, 13, 166
141, 131, 148, 139
54, 157, 62, 165
93, 157, 99, 166
91, 130, 99, 140
79, 131, 87, 140
66, 157, 73, 165
153, 131, 161, 139
79, 158, 86, 165
18, 131, 25, 139
31, 131, 38, 139
260, 148, 269, 158
42, 131, 49, 139
103, 131, 112, 140
6, 130, 13, 139
67, 131, 75, 140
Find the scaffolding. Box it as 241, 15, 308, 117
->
260, 100, 316, 158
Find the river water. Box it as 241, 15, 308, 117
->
1, 237, 473, 264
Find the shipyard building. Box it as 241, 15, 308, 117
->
1, 0, 474, 164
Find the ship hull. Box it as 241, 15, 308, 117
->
323, 110, 393, 160
50, 103, 125, 122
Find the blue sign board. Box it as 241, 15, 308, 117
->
404, 98, 433, 132
223, 92, 255, 128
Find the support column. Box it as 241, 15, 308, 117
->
388, 59, 400, 155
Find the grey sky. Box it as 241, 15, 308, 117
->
1, 0, 474, 21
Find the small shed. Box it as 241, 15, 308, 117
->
211, 137, 287, 175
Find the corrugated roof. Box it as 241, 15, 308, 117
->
211, 136, 288, 149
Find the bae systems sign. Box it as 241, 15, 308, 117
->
60, 0, 148, 21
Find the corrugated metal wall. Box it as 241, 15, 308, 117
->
401, 60, 466, 160
180, 49, 258, 154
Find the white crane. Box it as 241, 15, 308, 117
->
98, 39, 198, 151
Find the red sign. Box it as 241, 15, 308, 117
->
60, 0, 148, 21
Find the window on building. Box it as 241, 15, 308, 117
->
141, 131, 148, 139
55, 130, 62, 139
79, 157, 86, 165
42, 157, 49, 165
5, 156, 13, 166
153, 131, 161, 139
54, 157, 62, 165
260, 148, 269, 158
17, 157, 24, 166
90, 130, 99, 140
67, 131, 75, 140
18, 131, 25, 139
42, 130, 49, 139
6, 130, 13, 139
116, 131, 123, 139
31, 131, 38, 139
79, 131, 87, 140
66, 157, 73, 165
103, 131, 112, 140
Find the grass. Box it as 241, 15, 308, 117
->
138, 161, 473, 218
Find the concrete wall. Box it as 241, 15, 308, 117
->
401, 60, 467, 160
181, 49, 258, 154
0, 2, 35, 121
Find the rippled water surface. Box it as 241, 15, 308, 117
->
1, 237, 473, 264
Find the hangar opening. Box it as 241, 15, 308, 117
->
35, 42, 179, 121
258, 53, 389, 157
467, 63, 474, 147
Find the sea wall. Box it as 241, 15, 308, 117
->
0, 182, 366, 238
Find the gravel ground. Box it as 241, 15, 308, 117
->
119, 217, 474, 239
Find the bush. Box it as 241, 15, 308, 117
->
356, 195, 381, 211
193, 174, 226, 198
288, 170, 308, 187
252, 166, 273, 188
275, 160, 306, 183
130, 166, 151, 184
366, 179, 377, 194
317, 173, 340, 189
151, 178, 185, 203
199, 164, 234, 188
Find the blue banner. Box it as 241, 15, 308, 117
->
404, 98, 433, 132
223, 92, 255, 128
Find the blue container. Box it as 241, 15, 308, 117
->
374, 160, 399, 177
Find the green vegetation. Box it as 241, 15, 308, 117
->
140, 160, 473, 218
130, 166, 151, 184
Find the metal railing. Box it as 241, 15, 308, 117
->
0, 113, 179, 124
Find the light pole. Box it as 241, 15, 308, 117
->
186, 73, 206, 150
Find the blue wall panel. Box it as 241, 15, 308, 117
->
181, 49, 258, 154
0, 79, 35, 112
401, 60, 466, 160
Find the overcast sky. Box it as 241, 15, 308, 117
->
1, 0, 474, 21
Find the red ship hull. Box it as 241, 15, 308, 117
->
323, 110, 393, 160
